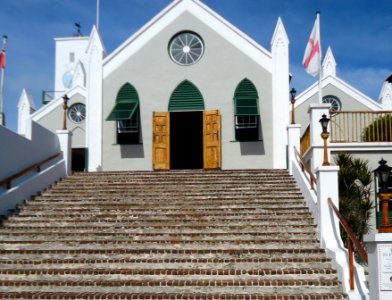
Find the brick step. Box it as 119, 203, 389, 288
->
2, 219, 316, 227
0, 256, 331, 266
13, 209, 312, 218
0, 278, 343, 288
0, 239, 320, 250
20, 202, 307, 212
0, 267, 337, 276
27, 196, 305, 204
0, 234, 318, 243
16, 203, 309, 210
3, 218, 314, 227
0, 260, 332, 271
51, 184, 298, 191
26, 197, 304, 207
0, 247, 326, 256
0, 283, 345, 298
44, 187, 301, 195
0, 292, 348, 300
0, 224, 317, 232
0, 232, 317, 239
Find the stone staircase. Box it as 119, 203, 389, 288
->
0, 170, 347, 299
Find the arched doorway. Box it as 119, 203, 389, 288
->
152, 81, 220, 170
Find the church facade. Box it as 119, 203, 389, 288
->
20, 0, 290, 172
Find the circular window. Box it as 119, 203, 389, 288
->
169, 32, 204, 66
68, 103, 86, 123
322, 95, 342, 112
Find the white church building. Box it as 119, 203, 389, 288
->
16, 0, 392, 174
18, 0, 291, 172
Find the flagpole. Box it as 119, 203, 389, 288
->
96, 0, 100, 31
0, 35, 7, 126
316, 12, 323, 104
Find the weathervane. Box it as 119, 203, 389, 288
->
73, 22, 83, 37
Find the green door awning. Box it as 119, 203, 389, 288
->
106, 101, 139, 121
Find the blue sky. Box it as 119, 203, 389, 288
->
0, 0, 391, 132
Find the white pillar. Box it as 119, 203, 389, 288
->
287, 124, 301, 175
364, 233, 392, 300
57, 130, 72, 176
308, 103, 331, 171
315, 165, 341, 248
271, 18, 290, 169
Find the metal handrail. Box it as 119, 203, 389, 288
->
294, 146, 316, 190
328, 198, 368, 290
0, 152, 63, 189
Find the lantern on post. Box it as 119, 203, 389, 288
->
374, 158, 392, 233
290, 88, 297, 124
62, 94, 69, 130
319, 114, 330, 166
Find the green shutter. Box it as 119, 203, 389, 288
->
169, 80, 205, 111
106, 83, 139, 121
234, 79, 259, 115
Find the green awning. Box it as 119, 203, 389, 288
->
234, 79, 259, 115
169, 80, 205, 111
235, 98, 259, 115
106, 101, 139, 121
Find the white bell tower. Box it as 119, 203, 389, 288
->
54, 26, 89, 99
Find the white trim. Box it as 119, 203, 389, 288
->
103, 0, 272, 78
31, 86, 86, 122
294, 75, 382, 111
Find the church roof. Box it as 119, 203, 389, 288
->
103, 0, 276, 77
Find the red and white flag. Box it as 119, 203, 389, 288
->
303, 14, 321, 77
0, 51, 5, 69
0, 36, 6, 69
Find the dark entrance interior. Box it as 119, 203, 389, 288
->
71, 148, 86, 172
170, 111, 203, 169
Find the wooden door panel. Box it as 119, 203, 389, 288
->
153, 112, 170, 170
203, 110, 221, 169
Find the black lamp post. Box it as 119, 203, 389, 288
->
290, 88, 297, 124
319, 114, 330, 166
62, 94, 69, 130
374, 158, 392, 233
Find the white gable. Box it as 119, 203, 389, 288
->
103, 0, 272, 78
295, 76, 382, 111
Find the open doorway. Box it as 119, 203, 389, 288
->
170, 111, 203, 169
71, 148, 86, 172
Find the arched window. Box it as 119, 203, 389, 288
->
169, 80, 205, 111
234, 79, 260, 141
106, 83, 140, 144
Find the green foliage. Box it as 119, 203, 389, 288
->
334, 153, 374, 245
363, 114, 392, 142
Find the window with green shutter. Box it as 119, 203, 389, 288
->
106, 83, 141, 144
234, 79, 260, 141
169, 80, 205, 111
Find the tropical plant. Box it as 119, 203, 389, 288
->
363, 114, 392, 142
334, 153, 374, 247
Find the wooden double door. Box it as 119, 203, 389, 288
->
153, 110, 221, 170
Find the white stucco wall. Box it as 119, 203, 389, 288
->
0, 122, 61, 180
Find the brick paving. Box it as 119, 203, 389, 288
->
0, 170, 347, 299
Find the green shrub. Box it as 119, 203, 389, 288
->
363, 114, 392, 142
334, 153, 374, 247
